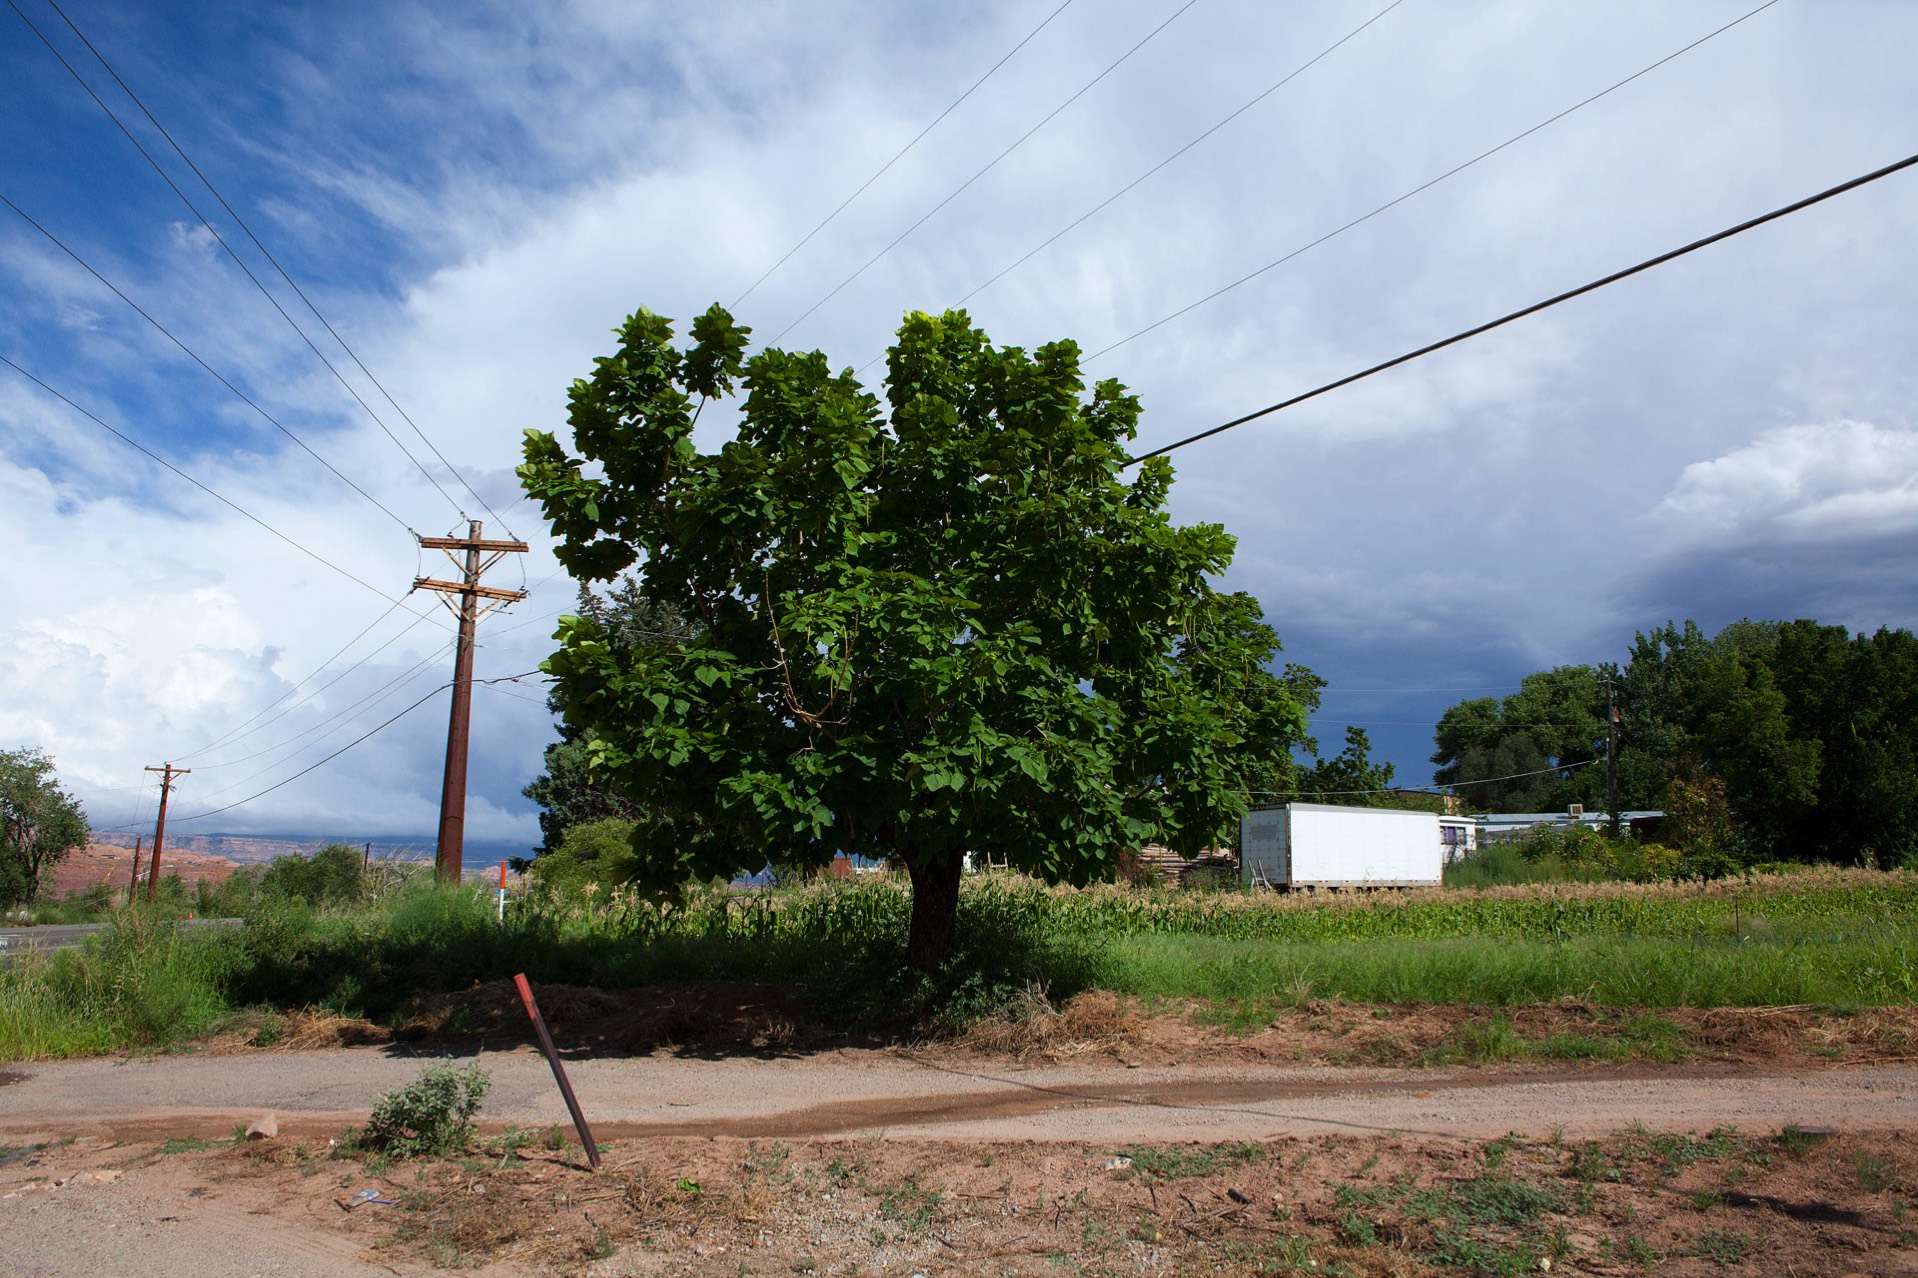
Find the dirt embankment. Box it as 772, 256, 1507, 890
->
49, 843, 238, 898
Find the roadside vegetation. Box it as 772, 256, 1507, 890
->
2, 862, 1913, 1061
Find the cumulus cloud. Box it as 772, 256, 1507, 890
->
5, 0, 1918, 819
1657, 420, 1918, 541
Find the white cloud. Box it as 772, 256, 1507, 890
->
1657, 420, 1918, 540
7, 0, 1918, 813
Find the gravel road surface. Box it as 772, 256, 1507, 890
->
2, 1046, 1912, 1145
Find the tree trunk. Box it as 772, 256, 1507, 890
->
904, 848, 963, 973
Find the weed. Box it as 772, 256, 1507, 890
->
874, 1173, 942, 1232
1335, 1211, 1377, 1246
1432, 1229, 1537, 1276
1773, 1124, 1831, 1158
1691, 1228, 1762, 1265
1118, 1141, 1263, 1180
1857, 1153, 1900, 1193
1620, 1234, 1659, 1268
152, 1136, 216, 1156
356, 1062, 490, 1158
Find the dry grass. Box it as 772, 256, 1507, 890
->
180, 1125, 1918, 1276
959, 984, 1144, 1058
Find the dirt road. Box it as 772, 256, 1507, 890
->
3, 1045, 1912, 1145
7, 1048, 1917, 1276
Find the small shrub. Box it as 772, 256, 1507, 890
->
356, 1061, 490, 1157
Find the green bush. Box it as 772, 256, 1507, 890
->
259, 844, 364, 907
525, 818, 639, 896
357, 1061, 490, 1157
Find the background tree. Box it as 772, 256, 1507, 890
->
520, 304, 1311, 968
1445, 617, 1918, 866
0, 747, 89, 908
1430, 666, 1607, 810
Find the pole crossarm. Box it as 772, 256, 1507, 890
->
417, 535, 528, 553
412, 577, 529, 604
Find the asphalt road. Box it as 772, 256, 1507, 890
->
0, 918, 241, 958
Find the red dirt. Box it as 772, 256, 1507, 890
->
49, 842, 238, 898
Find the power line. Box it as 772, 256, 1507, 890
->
174, 597, 412, 761
177, 606, 444, 763
28, 0, 520, 538
768, 0, 1202, 347
730, 0, 1077, 309
191, 643, 452, 776
1088, 0, 1781, 363
171, 683, 450, 824
955, 0, 1409, 310
0, 351, 418, 604
1129, 149, 1918, 464
1252, 756, 1599, 798
0, 188, 416, 532
1318, 686, 1518, 694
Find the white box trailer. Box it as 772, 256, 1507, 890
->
1240, 803, 1443, 889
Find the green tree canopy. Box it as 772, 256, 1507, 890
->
520, 579, 701, 858
1430, 665, 1607, 811
1446, 618, 1918, 865
0, 747, 89, 908
519, 304, 1310, 967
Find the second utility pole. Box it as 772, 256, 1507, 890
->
416, 520, 527, 884
143, 763, 188, 904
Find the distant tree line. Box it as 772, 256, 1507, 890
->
1432, 619, 1918, 866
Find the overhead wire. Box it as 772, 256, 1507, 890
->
170, 683, 450, 825
172, 664, 546, 824
1087, 0, 1782, 363
16, 0, 516, 535
1250, 756, 1600, 798
189, 642, 453, 776
730, 0, 1077, 308
174, 598, 412, 761
0, 189, 416, 533
1128, 149, 1918, 464
177, 606, 445, 763
955, 0, 1409, 310
767, 0, 1203, 347
0, 351, 432, 607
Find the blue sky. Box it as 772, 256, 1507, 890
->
3, 0, 1916, 843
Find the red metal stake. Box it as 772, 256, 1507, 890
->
513, 973, 600, 1170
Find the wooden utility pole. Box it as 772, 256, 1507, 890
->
127, 835, 143, 903
144, 764, 188, 903
415, 520, 527, 883
1604, 676, 1621, 838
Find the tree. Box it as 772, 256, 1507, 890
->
0, 747, 89, 908
1430, 666, 1606, 810
521, 579, 700, 858
1295, 726, 1395, 801
519, 304, 1310, 969
524, 817, 640, 896
259, 843, 364, 907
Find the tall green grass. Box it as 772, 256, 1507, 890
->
2, 868, 1913, 1060
1102, 931, 1918, 1008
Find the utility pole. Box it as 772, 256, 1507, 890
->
1604, 676, 1621, 838
144, 764, 188, 904
127, 835, 143, 903
415, 520, 527, 884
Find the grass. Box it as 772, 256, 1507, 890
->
1, 867, 1915, 1060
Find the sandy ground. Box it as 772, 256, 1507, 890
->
3, 1048, 1917, 1276
3, 1046, 1916, 1147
